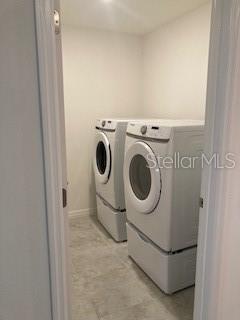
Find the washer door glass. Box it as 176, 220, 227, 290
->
129, 155, 151, 200
124, 141, 161, 214
94, 131, 111, 184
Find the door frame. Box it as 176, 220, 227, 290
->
34, 0, 239, 320
194, 0, 240, 319
35, 1, 71, 320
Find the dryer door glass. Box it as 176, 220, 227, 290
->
94, 131, 111, 184
96, 141, 107, 175
129, 155, 151, 200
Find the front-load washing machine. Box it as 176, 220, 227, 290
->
94, 118, 134, 242
124, 119, 204, 293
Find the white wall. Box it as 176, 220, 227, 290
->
143, 3, 211, 120
62, 4, 211, 215
62, 26, 143, 215
0, 1, 52, 319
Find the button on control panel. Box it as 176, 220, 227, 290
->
141, 125, 147, 135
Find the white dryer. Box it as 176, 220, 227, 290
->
124, 120, 204, 293
94, 119, 132, 242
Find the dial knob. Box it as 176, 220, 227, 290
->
102, 120, 106, 127
141, 125, 147, 135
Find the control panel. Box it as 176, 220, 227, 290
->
127, 122, 172, 140
96, 119, 117, 131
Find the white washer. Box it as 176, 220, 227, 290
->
124, 119, 204, 293
94, 118, 133, 242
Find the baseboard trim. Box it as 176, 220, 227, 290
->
68, 208, 97, 218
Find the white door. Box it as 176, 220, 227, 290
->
124, 141, 161, 214
0, 1, 53, 319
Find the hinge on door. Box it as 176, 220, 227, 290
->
62, 188, 67, 208
199, 197, 204, 208
54, 10, 60, 35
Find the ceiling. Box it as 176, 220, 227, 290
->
61, 0, 210, 35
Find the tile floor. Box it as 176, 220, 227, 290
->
70, 214, 195, 320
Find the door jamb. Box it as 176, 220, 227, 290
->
34, 2, 70, 320
194, 0, 240, 318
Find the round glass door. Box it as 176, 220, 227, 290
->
94, 131, 111, 184
129, 155, 152, 200
124, 141, 161, 214
96, 141, 107, 175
